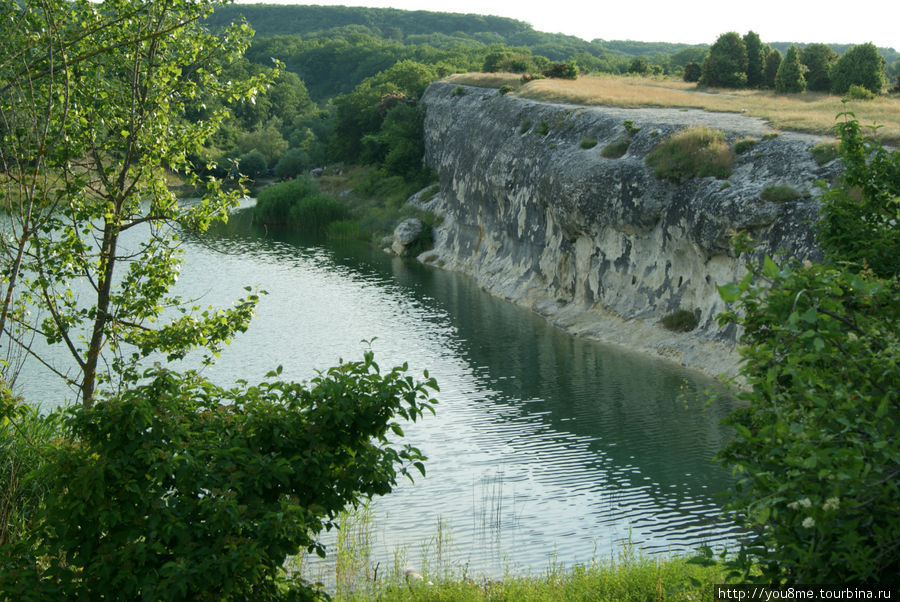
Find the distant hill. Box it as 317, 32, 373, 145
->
206, 4, 700, 60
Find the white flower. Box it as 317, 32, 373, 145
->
788, 501, 800, 510
803, 259, 813, 269
823, 497, 840, 511
848, 332, 858, 342
799, 498, 812, 508
802, 517, 815, 528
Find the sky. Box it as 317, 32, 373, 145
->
234, 0, 898, 50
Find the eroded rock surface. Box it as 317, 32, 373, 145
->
418, 82, 843, 377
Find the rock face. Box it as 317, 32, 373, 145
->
418, 82, 844, 377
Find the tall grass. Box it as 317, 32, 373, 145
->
0, 401, 62, 546
646, 127, 734, 182
446, 73, 900, 144
291, 499, 728, 601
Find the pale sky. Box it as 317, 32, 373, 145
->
234, 0, 898, 50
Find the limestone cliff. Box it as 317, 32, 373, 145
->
416, 82, 843, 377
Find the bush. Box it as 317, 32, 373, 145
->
450, 85, 467, 97
600, 139, 629, 158
700, 32, 748, 88
845, 84, 876, 100
542, 61, 578, 80
580, 137, 598, 149
716, 259, 900, 582
498, 85, 514, 95
238, 149, 267, 179
0, 393, 62, 548
775, 45, 807, 93
683, 61, 702, 83
810, 141, 839, 165
817, 114, 900, 278
519, 119, 532, 134
0, 361, 438, 599
646, 126, 734, 182
761, 184, 800, 202
535, 120, 550, 135
733, 137, 758, 154
273, 147, 311, 180
254, 177, 349, 234
800, 43, 839, 92
715, 117, 900, 583
763, 49, 783, 89
830, 42, 886, 95
661, 309, 698, 332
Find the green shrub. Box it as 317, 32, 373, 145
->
518, 119, 532, 134
498, 85, 514, 95
761, 184, 800, 202
542, 61, 578, 79
0, 393, 62, 548
601, 139, 629, 158
273, 147, 310, 180
254, 177, 349, 234
683, 61, 702, 82
580, 137, 598, 149
733, 137, 758, 154
810, 141, 839, 165
775, 45, 807, 93
661, 309, 698, 332
829, 42, 887, 95
450, 85, 467, 97
237, 149, 267, 179
623, 119, 641, 136
715, 118, 900, 583
535, 120, 550, 135
0, 361, 437, 599
844, 84, 876, 100
762, 132, 780, 140
818, 114, 899, 278
700, 32, 748, 88
646, 126, 734, 182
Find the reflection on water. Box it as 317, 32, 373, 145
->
16, 202, 744, 578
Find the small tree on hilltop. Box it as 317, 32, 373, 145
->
700, 32, 748, 88
683, 61, 702, 82
801, 43, 839, 92
743, 31, 767, 88
830, 42, 887, 95
763, 48, 783, 88
775, 45, 807, 93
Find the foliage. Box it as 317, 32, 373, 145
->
715, 118, 900, 583
810, 141, 840, 165
743, 31, 767, 88
845, 84, 876, 100
274, 148, 313, 180
682, 61, 702, 82
716, 258, 899, 582
830, 42, 887, 95
661, 309, 698, 332
542, 61, 578, 80
761, 185, 800, 202
775, 45, 807, 93
0, 390, 62, 548
0, 0, 270, 406
700, 32, 748, 88
254, 177, 350, 234
519, 119, 533, 134
800, 43, 839, 92
498, 84, 515, 95
763, 49, 783, 88
646, 127, 734, 182
239, 150, 269, 179
601, 139, 629, 158
628, 57, 649, 75
733, 137, 758, 154
580, 137, 598, 149
817, 114, 900, 278
238, 122, 290, 166
0, 358, 438, 599
535, 120, 550, 135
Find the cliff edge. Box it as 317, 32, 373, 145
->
417, 82, 844, 379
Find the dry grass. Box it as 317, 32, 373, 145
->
445, 73, 900, 144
